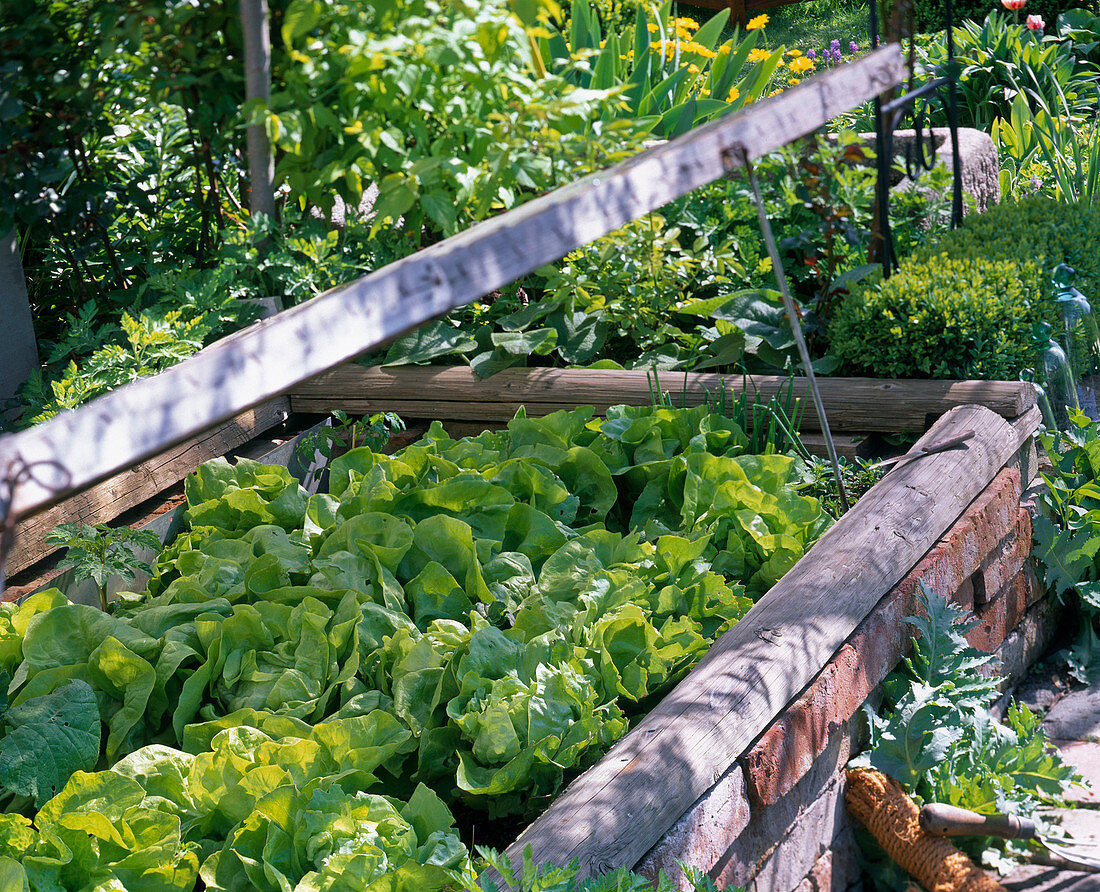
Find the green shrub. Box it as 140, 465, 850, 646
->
830, 196, 1100, 380
920, 194, 1100, 295
829, 255, 1041, 379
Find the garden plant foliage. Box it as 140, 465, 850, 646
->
856, 584, 1078, 879
0, 405, 828, 890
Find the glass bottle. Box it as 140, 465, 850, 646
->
1054, 263, 1100, 419
1034, 321, 1078, 431
1020, 368, 1058, 433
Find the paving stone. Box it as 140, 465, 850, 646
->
1043, 807, 1100, 847
1050, 741, 1100, 806
1003, 864, 1100, 890
1044, 689, 1100, 743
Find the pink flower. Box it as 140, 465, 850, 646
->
1000, 0, 1025, 9
1026, 13, 1045, 28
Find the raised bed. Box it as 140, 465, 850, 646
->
8, 365, 1046, 891
286, 370, 1043, 889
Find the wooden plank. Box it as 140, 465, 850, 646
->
505, 404, 1026, 878
288, 366, 1036, 432
7, 415, 328, 606
0, 46, 905, 523
4, 399, 288, 577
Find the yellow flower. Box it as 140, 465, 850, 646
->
789, 55, 814, 73
789, 77, 800, 84
676, 16, 700, 31
747, 47, 770, 62
727, 87, 740, 101
687, 63, 700, 74
746, 13, 769, 29
769, 88, 782, 96
718, 43, 730, 54
647, 22, 659, 32
787, 49, 802, 56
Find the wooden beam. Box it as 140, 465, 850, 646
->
5, 412, 326, 606
505, 404, 1030, 878
4, 399, 288, 577
0, 46, 905, 522
288, 366, 1036, 432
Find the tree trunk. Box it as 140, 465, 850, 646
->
0, 228, 39, 404
240, 0, 275, 218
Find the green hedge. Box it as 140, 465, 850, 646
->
829, 255, 1041, 379
830, 196, 1100, 380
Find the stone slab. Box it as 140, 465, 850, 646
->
1050, 741, 1100, 807
1004, 864, 1100, 890
1044, 689, 1100, 743
1042, 807, 1100, 847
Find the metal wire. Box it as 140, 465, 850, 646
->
735, 145, 850, 512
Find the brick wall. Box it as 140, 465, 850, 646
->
637, 462, 1061, 891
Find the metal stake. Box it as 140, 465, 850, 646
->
736, 145, 851, 511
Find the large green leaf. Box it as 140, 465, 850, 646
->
0, 680, 100, 806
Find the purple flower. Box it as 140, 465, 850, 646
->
806, 48, 816, 60
829, 38, 841, 51
849, 40, 860, 53
831, 47, 843, 62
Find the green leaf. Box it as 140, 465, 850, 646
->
490, 328, 559, 356
384, 320, 479, 365
0, 680, 100, 806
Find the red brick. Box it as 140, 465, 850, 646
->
978, 509, 1031, 600
1022, 562, 1045, 609
742, 646, 867, 806
893, 467, 1021, 607
742, 468, 1024, 808
967, 571, 1030, 653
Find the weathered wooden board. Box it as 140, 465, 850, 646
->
505, 404, 1030, 878
8, 415, 329, 606
0, 45, 905, 522
4, 399, 289, 578
289, 366, 1036, 432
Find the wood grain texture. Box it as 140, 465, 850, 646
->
0, 46, 905, 521
289, 366, 1036, 432
4, 399, 288, 577
7, 414, 326, 606
505, 405, 1027, 878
